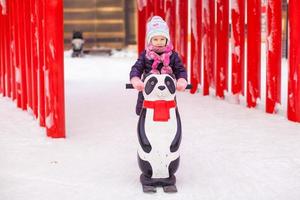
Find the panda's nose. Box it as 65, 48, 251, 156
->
158, 86, 166, 91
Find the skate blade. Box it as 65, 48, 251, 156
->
163, 185, 177, 193
142, 185, 157, 193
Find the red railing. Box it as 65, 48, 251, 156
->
216, 0, 229, 98
266, 0, 281, 113
1, 0, 299, 131
288, 0, 300, 122
231, 0, 245, 97
247, 0, 261, 108
190, 0, 202, 94
136, 0, 300, 123
0, 0, 65, 138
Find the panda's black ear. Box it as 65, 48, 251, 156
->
142, 73, 152, 81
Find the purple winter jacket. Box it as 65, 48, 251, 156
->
130, 50, 188, 115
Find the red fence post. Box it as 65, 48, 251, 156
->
137, 0, 147, 54
164, 0, 176, 48
4, 1, 11, 98
0, 4, 5, 96
18, 0, 28, 110
4, 4, 8, 97
216, 0, 229, 98
38, 0, 46, 127
146, 0, 154, 20
13, 0, 23, 108
154, 0, 165, 18
247, 0, 261, 108
2, 1, 9, 97
44, 0, 66, 138
203, 0, 215, 95
30, 0, 39, 117
8, 0, 16, 100
288, 0, 300, 122
175, 0, 188, 68
23, 0, 32, 111
266, 0, 281, 113
231, 0, 245, 96
0, 5, 2, 95
190, 0, 202, 94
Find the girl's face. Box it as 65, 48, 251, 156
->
151, 35, 167, 47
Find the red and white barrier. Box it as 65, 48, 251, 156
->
216, 0, 229, 98
266, 0, 282, 114
231, 0, 245, 97
247, 0, 261, 108
190, 0, 202, 94
0, 0, 66, 137
202, 0, 215, 95
136, 0, 300, 123
1, 0, 300, 136
288, 0, 300, 122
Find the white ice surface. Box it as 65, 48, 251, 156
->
1, 50, 300, 200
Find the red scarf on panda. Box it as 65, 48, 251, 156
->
143, 100, 176, 121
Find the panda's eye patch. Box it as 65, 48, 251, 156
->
145, 77, 158, 95
165, 76, 176, 94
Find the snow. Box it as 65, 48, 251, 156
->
190, 0, 198, 41
15, 67, 21, 84
0, 0, 6, 15
137, 0, 147, 11
1, 49, 300, 200
49, 40, 56, 60
233, 45, 240, 62
231, 0, 240, 13
45, 112, 54, 129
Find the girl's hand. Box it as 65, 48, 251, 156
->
176, 78, 188, 91
131, 77, 144, 91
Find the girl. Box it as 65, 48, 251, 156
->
130, 16, 188, 115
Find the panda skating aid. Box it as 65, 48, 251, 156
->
127, 74, 191, 193
138, 74, 180, 193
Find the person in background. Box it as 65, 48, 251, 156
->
71, 31, 84, 57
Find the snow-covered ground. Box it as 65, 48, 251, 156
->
1, 49, 300, 200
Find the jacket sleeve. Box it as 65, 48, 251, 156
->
172, 52, 188, 81
129, 51, 146, 80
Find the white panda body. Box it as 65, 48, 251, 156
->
138, 107, 179, 178
137, 74, 181, 181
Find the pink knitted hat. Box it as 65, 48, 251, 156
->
146, 16, 170, 45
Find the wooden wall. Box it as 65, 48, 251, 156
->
64, 0, 136, 49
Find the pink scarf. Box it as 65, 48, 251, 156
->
146, 43, 173, 74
